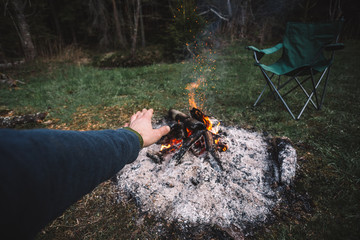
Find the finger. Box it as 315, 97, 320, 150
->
140, 108, 148, 118
155, 125, 170, 139
135, 109, 145, 119
130, 111, 140, 122
144, 108, 154, 119
124, 123, 129, 127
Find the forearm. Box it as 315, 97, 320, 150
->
0, 128, 141, 239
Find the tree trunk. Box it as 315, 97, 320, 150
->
10, 0, 36, 61
88, 0, 110, 48
131, 0, 141, 56
329, 0, 342, 21
48, 0, 63, 44
227, 0, 232, 17
125, 0, 134, 38
139, 1, 145, 47
239, 0, 248, 37
112, 0, 128, 48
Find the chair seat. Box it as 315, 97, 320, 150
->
258, 58, 332, 76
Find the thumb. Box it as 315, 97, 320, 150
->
157, 125, 171, 137
153, 125, 170, 141
143, 125, 171, 147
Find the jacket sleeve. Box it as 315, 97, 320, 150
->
0, 128, 141, 239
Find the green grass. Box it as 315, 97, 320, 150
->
1, 40, 359, 239
1, 62, 191, 124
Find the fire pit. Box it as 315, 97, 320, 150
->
115, 109, 297, 237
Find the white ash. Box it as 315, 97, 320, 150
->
116, 126, 297, 232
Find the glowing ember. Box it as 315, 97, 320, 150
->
160, 138, 183, 152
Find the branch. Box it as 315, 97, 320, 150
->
198, 8, 229, 21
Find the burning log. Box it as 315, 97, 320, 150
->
169, 109, 206, 131
204, 131, 223, 171
190, 108, 211, 129
157, 108, 228, 171
157, 122, 185, 145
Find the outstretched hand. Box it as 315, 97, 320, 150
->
124, 109, 170, 147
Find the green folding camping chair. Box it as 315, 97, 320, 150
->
246, 20, 344, 120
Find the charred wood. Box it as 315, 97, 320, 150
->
146, 151, 164, 164
169, 109, 189, 122
172, 130, 205, 165
169, 108, 205, 131
184, 118, 206, 131
204, 131, 223, 171
205, 152, 223, 172
159, 108, 227, 171
157, 122, 185, 145
190, 107, 211, 128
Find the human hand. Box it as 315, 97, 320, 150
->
124, 109, 170, 147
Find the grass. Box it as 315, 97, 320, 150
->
1, 39, 359, 239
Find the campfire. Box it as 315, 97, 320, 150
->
147, 108, 228, 171
115, 43, 298, 238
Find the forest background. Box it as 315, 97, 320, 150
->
1, 0, 359, 65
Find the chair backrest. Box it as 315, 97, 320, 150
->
281, 20, 343, 69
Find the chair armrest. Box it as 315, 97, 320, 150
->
324, 43, 344, 51
246, 43, 283, 54
246, 43, 283, 62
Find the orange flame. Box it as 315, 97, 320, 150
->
185, 77, 206, 109
160, 138, 183, 152
202, 115, 212, 131
201, 114, 220, 134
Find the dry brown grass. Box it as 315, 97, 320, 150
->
41, 44, 91, 66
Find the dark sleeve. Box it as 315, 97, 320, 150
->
0, 128, 141, 239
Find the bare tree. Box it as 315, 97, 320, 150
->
88, 0, 110, 48
10, 0, 36, 61
131, 0, 141, 56
139, 1, 145, 47
329, 0, 342, 20
112, 0, 128, 48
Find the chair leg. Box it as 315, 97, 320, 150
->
297, 68, 328, 119
294, 77, 317, 109
319, 67, 331, 110
254, 84, 267, 107
310, 68, 320, 108
260, 68, 296, 120
253, 72, 275, 106
297, 92, 315, 119
275, 71, 317, 112
254, 66, 332, 120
